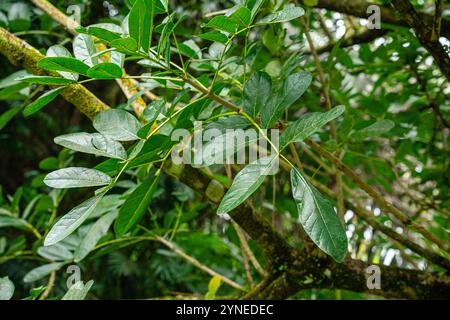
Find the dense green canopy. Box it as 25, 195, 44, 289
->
0, 0, 449, 300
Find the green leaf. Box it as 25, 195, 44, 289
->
0, 70, 29, 89
128, 136, 176, 168
8, 3, 31, 31
129, 0, 155, 52
290, 168, 347, 262
73, 34, 98, 67
44, 196, 103, 246
179, 40, 202, 59
86, 26, 121, 42
217, 156, 277, 214
110, 37, 138, 53
18, 76, 76, 85
257, 6, 305, 25
206, 16, 238, 33
351, 120, 395, 141
198, 32, 229, 44
0, 277, 14, 300
304, 0, 319, 6
37, 243, 74, 261
260, 71, 312, 128
0, 215, 28, 229
248, 0, 265, 20
37, 57, 90, 75
243, 71, 272, 118
44, 167, 112, 189
55, 132, 126, 160
93, 109, 142, 141
205, 275, 222, 300
0, 107, 21, 130
87, 63, 123, 79
142, 99, 165, 124
280, 106, 345, 149
47, 45, 79, 81
115, 173, 160, 236
23, 87, 66, 117
230, 7, 251, 26
62, 280, 94, 300
201, 131, 259, 166
23, 262, 65, 283
74, 211, 118, 262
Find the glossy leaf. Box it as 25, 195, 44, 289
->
73, 34, 98, 67
257, 6, 305, 25
18, 76, 76, 85
280, 106, 345, 149
115, 173, 160, 236
23, 262, 65, 283
198, 31, 228, 44
0, 216, 29, 230
37, 243, 74, 261
47, 45, 79, 81
110, 37, 138, 53
37, 57, 90, 75
230, 7, 251, 26
128, 0, 158, 52
62, 280, 94, 300
87, 63, 123, 79
260, 71, 312, 128
74, 211, 118, 262
243, 71, 272, 118
44, 196, 103, 246
290, 168, 347, 262
351, 120, 395, 141
206, 16, 238, 33
86, 26, 121, 42
201, 131, 260, 166
23, 87, 65, 117
0, 277, 14, 300
93, 109, 142, 141
54, 132, 127, 160
44, 167, 112, 189
217, 156, 277, 214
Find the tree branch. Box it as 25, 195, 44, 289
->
391, 0, 450, 81
156, 236, 245, 291
315, 29, 390, 54
30, 0, 155, 115
0, 27, 108, 119
309, 0, 450, 39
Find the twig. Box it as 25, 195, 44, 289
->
231, 221, 268, 278
39, 271, 56, 300
155, 236, 245, 291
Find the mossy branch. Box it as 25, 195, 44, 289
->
0, 26, 109, 119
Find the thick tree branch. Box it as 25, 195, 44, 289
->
391, 0, 450, 81
246, 245, 450, 300
316, 29, 389, 54
0, 27, 108, 119
31, 0, 155, 115
309, 0, 450, 39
